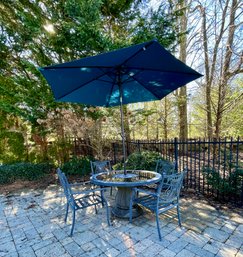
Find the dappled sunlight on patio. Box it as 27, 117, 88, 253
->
0, 185, 242, 257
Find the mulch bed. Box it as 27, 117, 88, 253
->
0, 173, 90, 195
0, 174, 56, 195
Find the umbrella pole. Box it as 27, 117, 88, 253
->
118, 71, 127, 176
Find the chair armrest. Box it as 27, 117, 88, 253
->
133, 187, 159, 198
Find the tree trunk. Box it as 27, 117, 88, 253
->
214, 0, 238, 138
178, 86, 188, 139
178, 0, 188, 139
96, 118, 103, 159
32, 133, 49, 162
200, 6, 213, 138
146, 116, 149, 140
163, 98, 168, 140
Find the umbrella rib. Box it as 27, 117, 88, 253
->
122, 69, 143, 84
131, 76, 161, 100
43, 65, 113, 69
57, 69, 112, 100
99, 67, 119, 107
43, 65, 201, 76
106, 80, 116, 107
119, 41, 155, 68
41, 41, 154, 71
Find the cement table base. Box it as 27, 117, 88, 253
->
111, 187, 143, 219
111, 204, 143, 219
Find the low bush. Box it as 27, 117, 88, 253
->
0, 162, 53, 184
61, 156, 94, 176
203, 166, 243, 195
113, 151, 165, 171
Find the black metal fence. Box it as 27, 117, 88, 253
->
112, 137, 243, 206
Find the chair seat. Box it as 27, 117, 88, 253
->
134, 194, 157, 211
134, 194, 177, 212
74, 193, 103, 209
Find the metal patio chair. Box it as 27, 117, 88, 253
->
143, 160, 176, 191
90, 160, 113, 195
57, 168, 110, 236
129, 170, 186, 241
155, 159, 176, 175
90, 160, 112, 174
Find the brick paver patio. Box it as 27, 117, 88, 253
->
0, 185, 242, 257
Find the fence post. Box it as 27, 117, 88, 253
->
236, 136, 240, 167
138, 140, 141, 153
174, 137, 178, 171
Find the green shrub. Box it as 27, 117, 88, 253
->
61, 156, 94, 176
0, 131, 26, 164
113, 151, 165, 171
0, 162, 53, 184
203, 166, 243, 195
0, 165, 13, 184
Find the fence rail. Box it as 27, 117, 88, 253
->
111, 137, 243, 206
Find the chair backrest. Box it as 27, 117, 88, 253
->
157, 170, 186, 202
90, 160, 112, 175
57, 168, 76, 207
155, 160, 176, 175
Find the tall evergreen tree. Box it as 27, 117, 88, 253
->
0, 0, 180, 161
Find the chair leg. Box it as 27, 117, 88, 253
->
100, 191, 105, 207
100, 193, 111, 226
70, 209, 76, 236
65, 203, 69, 223
177, 204, 182, 227
110, 187, 112, 196
105, 202, 111, 226
94, 204, 98, 214
155, 212, 162, 241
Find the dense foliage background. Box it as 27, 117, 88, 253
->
0, 0, 242, 164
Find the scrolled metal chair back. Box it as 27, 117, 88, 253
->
155, 160, 176, 175
157, 171, 185, 203
90, 160, 111, 175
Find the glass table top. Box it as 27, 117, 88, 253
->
91, 170, 162, 187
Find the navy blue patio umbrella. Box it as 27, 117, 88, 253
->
39, 40, 202, 175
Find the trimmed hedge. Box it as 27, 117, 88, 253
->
0, 162, 53, 184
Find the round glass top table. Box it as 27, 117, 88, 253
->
91, 170, 162, 219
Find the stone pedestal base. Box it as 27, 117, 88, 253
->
112, 204, 143, 219
112, 187, 143, 219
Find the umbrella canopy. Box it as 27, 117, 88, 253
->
39, 39, 202, 175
